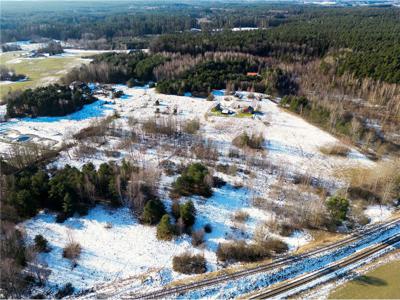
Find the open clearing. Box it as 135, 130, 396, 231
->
329, 258, 400, 299
2, 85, 385, 296
0, 49, 97, 101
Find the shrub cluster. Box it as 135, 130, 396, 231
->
172, 253, 207, 274
232, 132, 264, 150
326, 195, 349, 225
62, 242, 82, 261
37, 41, 64, 55
171, 163, 213, 198
0, 66, 25, 82
142, 116, 178, 136
34, 234, 49, 253
216, 239, 288, 262
319, 143, 350, 157
183, 118, 200, 134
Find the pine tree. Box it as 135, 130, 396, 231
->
180, 200, 196, 227
63, 193, 74, 217
142, 199, 166, 225
157, 214, 175, 240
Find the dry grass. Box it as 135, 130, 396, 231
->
172, 253, 206, 274
183, 118, 200, 134
63, 231, 82, 261
63, 242, 82, 260
319, 143, 350, 157
339, 159, 400, 204
295, 229, 345, 254
232, 210, 250, 223
232, 131, 264, 150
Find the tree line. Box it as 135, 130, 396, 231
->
150, 7, 400, 83
6, 84, 96, 118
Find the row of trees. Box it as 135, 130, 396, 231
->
279, 95, 391, 154
63, 51, 296, 97
3, 159, 166, 222
62, 52, 167, 85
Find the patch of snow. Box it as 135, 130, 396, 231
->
22, 205, 203, 292
364, 205, 393, 224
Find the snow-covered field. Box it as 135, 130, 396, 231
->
8, 85, 389, 296
23, 183, 312, 294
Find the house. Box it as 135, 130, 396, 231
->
246, 72, 259, 77
69, 81, 86, 91
242, 105, 255, 114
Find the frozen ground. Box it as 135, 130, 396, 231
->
22, 183, 310, 294
178, 222, 400, 299
13, 85, 389, 296
364, 205, 394, 224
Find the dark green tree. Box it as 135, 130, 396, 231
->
142, 199, 166, 225
156, 214, 175, 240
326, 196, 349, 224
180, 200, 196, 227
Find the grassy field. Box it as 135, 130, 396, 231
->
329, 259, 400, 299
0, 51, 94, 102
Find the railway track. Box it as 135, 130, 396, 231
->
250, 233, 400, 299
121, 218, 400, 299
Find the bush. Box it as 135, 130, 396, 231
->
204, 223, 212, 233
183, 118, 200, 134
232, 210, 249, 223
319, 143, 350, 156
262, 239, 289, 254
180, 200, 196, 227
207, 93, 215, 101
63, 242, 82, 261
34, 234, 49, 252
156, 214, 175, 240
172, 253, 207, 274
216, 239, 288, 262
191, 229, 204, 247
326, 195, 349, 224
142, 116, 177, 136
216, 241, 270, 262
141, 199, 166, 225
232, 132, 264, 150
171, 200, 181, 220
55, 283, 74, 299
171, 163, 212, 198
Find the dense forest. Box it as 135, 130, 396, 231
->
150, 8, 400, 83
0, 1, 294, 45
62, 52, 167, 85
6, 84, 96, 118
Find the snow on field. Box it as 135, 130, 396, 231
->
180, 222, 400, 299
364, 205, 394, 224
0, 99, 115, 154
1, 85, 371, 176
9, 85, 379, 295
22, 205, 204, 292
22, 183, 286, 293
203, 90, 372, 178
